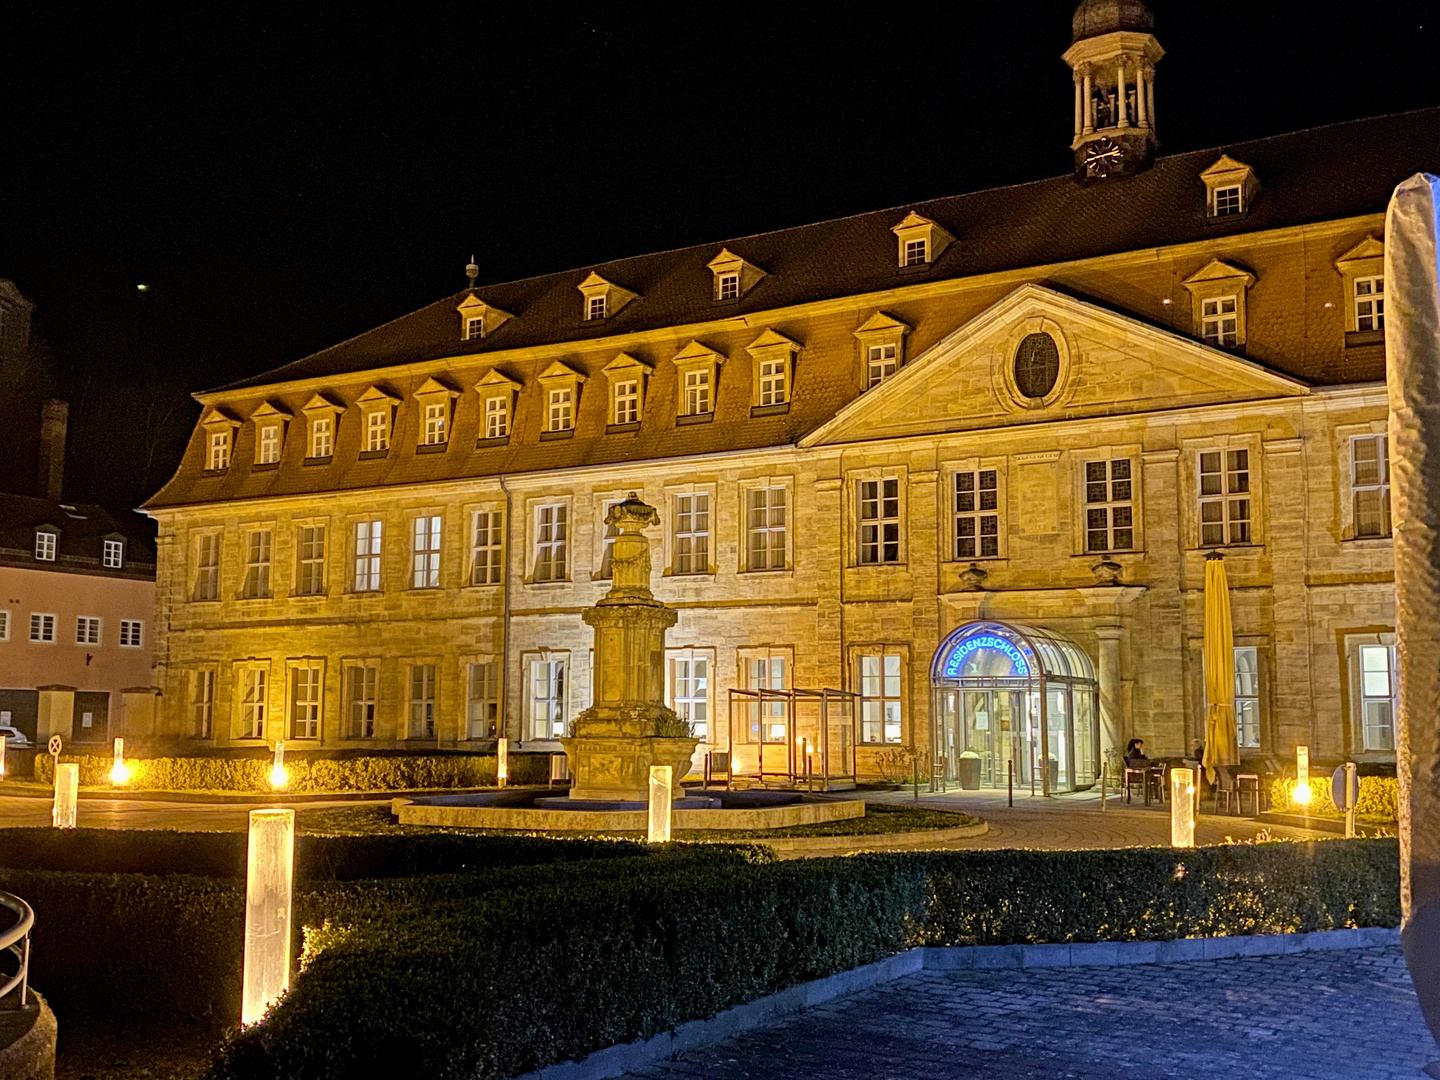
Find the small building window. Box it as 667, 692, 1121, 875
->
1199, 450, 1250, 546
716, 273, 740, 301
412, 516, 442, 589
858, 652, 903, 744
1213, 185, 1242, 216
903, 238, 928, 267
1014, 333, 1061, 399
422, 402, 448, 446
1359, 644, 1396, 751
1352, 434, 1391, 538
758, 358, 788, 407
596, 499, 621, 580
746, 487, 787, 571
310, 417, 333, 459
354, 520, 382, 592
1355, 276, 1385, 332
290, 666, 321, 739
119, 619, 144, 648
239, 668, 267, 738
1201, 297, 1239, 347
955, 470, 1000, 559
242, 530, 273, 598
297, 525, 326, 595
586, 295, 607, 321
348, 665, 377, 738
465, 316, 485, 341
29, 613, 56, 643
0, 610, 9, 641
857, 478, 901, 564
741, 652, 789, 743
612, 379, 640, 425
674, 493, 710, 575
683, 368, 712, 416
471, 510, 504, 586
529, 658, 566, 739
548, 388, 573, 432
34, 531, 56, 561
409, 664, 437, 738
76, 616, 101, 646
195, 534, 220, 600
208, 431, 231, 471
468, 661, 499, 739
103, 539, 124, 568
534, 504, 568, 582
867, 344, 898, 389
484, 396, 509, 439
365, 410, 390, 452
1084, 459, 1134, 552
1234, 646, 1260, 748
670, 655, 709, 741
191, 669, 215, 739
258, 424, 281, 465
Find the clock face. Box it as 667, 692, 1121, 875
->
1084, 138, 1125, 177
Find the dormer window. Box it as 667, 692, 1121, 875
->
465, 317, 484, 341
867, 344, 898, 387
455, 294, 513, 342
413, 377, 459, 450
310, 417, 333, 458
577, 272, 637, 323
890, 211, 953, 269
706, 249, 766, 301
758, 360, 787, 406
673, 340, 725, 422
356, 386, 399, 455
747, 330, 801, 415
903, 239, 927, 267
854, 312, 911, 392
474, 369, 519, 443
684, 369, 711, 415
1200, 155, 1259, 218
601, 353, 651, 430
485, 397, 508, 438
1355, 277, 1385, 332
587, 295, 607, 321
613, 381, 638, 424
1183, 259, 1255, 350
35, 530, 57, 561
366, 410, 389, 451
1201, 297, 1239, 347
200, 407, 240, 471
423, 403, 447, 445
208, 430, 231, 471
103, 538, 124, 569
258, 424, 281, 464
538, 361, 585, 437
549, 388, 573, 430
1213, 185, 1242, 216
250, 402, 292, 466
717, 273, 740, 301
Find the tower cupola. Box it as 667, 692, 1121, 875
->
1063, 0, 1163, 180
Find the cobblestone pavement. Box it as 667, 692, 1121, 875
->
624, 947, 1435, 1080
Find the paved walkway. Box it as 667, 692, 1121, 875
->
624, 946, 1435, 1080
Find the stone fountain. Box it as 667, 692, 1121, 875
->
558, 494, 698, 802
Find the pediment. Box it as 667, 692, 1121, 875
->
602, 353, 653, 378
414, 377, 459, 399
673, 339, 725, 366
475, 368, 520, 391
356, 385, 400, 408
748, 328, 801, 353
855, 312, 910, 337
200, 406, 240, 427
539, 360, 586, 383
1336, 235, 1384, 267
800, 284, 1307, 448
1199, 154, 1251, 182
249, 401, 292, 422
301, 393, 343, 414
1182, 259, 1255, 288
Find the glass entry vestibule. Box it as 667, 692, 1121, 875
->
932, 622, 1099, 795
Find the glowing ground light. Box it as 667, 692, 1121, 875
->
1294, 744, 1311, 805
1170, 767, 1195, 847
270, 740, 288, 789
242, 809, 295, 1026
110, 737, 131, 785
942, 633, 1032, 678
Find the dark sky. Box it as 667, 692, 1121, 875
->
3, 1, 1438, 510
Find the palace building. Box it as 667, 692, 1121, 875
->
141, 2, 1436, 789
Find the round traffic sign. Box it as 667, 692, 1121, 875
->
47, 734, 63, 757
1331, 764, 1359, 811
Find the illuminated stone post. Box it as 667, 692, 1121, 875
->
270, 740, 288, 789
647, 765, 673, 843
52, 763, 77, 829
110, 737, 130, 785
0, 733, 7, 779
1170, 767, 1194, 847
1294, 745, 1311, 807
242, 809, 295, 1026
496, 737, 508, 788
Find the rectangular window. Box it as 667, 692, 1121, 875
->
758, 359, 788, 407
859, 652, 903, 744
242, 530, 272, 598
867, 343, 898, 389
258, 424, 281, 464
296, 525, 326, 595
409, 664, 436, 738
670, 656, 709, 741
587, 295, 607, 321
354, 520, 382, 592
119, 620, 144, 648
596, 501, 620, 580
954, 470, 1000, 559
717, 273, 740, 301
103, 539, 124, 569
683, 368, 711, 416
484, 396, 509, 439
239, 668, 267, 738
75, 616, 101, 646
534, 504, 568, 582
412, 516, 441, 588
1199, 449, 1251, 546
34, 532, 55, 561
191, 669, 215, 738
1359, 644, 1396, 751
465, 316, 484, 341
904, 238, 928, 266
365, 410, 389, 452
29, 613, 56, 643
1355, 276, 1385, 332
746, 487, 787, 571
347, 665, 377, 738
468, 661, 499, 739
208, 431, 231, 470
1234, 646, 1260, 748
195, 534, 220, 600
530, 658, 566, 739
310, 417, 333, 458
0, 610, 9, 641
1201, 296, 1239, 347
1213, 185, 1242, 215
471, 510, 504, 585
548, 388, 573, 431
857, 478, 901, 564
674, 493, 710, 575
290, 666, 321, 739
612, 379, 639, 425
1352, 434, 1391, 538
1084, 459, 1134, 552
743, 654, 788, 743
423, 402, 448, 446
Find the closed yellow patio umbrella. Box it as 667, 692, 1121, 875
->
1202, 552, 1240, 785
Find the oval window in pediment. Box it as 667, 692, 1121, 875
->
1014, 332, 1060, 400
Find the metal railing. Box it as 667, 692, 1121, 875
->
0, 891, 33, 1008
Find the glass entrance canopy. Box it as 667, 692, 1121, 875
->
931, 621, 1099, 795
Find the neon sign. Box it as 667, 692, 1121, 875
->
941, 633, 1031, 678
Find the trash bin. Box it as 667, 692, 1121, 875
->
957, 752, 982, 790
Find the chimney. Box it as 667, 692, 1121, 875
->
37, 398, 67, 501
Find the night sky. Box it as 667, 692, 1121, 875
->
3, 1, 1437, 511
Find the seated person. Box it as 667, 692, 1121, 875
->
1124, 738, 1149, 767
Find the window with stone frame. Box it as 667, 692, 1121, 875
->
673, 493, 710, 575
1355, 276, 1385, 332
534, 503, 568, 582
242, 530, 272, 598
310, 416, 333, 459
669, 653, 710, 741
903, 238, 928, 266
1358, 644, 1397, 752
422, 402, 448, 446
365, 409, 390, 452
1213, 185, 1242, 216
258, 424, 281, 465
195, 533, 221, 600
408, 663, 437, 738
190, 669, 215, 739
547, 387, 573, 432
954, 470, 1000, 559
612, 379, 640, 425
1084, 459, 1134, 552
740, 651, 788, 743
1234, 646, 1260, 748
745, 487, 787, 571
857, 478, 901, 564
465, 316, 485, 341
586, 295, 607, 321
290, 665, 322, 739
866, 343, 898, 389
238, 668, 267, 739
296, 526, 326, 595
347, 664, 378, 738
757, 358, 788, 407
1351, 434, 1391, 538
411, 516, 442, 589
353, 520, 382, 591
857, 651, 904, 745
1198, 450, 1251, 546
683, 368, 712, 416
716, 273, 740, 301
484, 395, 509, 439
471, 509, 504, 586
468, 661, 499, 739
208, 430, 231, 471
529, 657, 567, 739
1201, 296, 1239, 347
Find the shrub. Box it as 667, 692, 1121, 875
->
1269, 775, 1399, 820
33, 752, 551, 793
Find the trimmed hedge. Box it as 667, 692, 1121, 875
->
1270, 775, 1399, 820
33, 751, 551, 792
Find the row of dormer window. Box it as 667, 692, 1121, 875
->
27, 530, 126, 569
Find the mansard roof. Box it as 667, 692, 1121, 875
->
213, 107, 1440, 396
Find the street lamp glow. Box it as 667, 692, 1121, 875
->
110, 737, 131, 785
270, 740, 288, 790
1294, 744, 1311, 806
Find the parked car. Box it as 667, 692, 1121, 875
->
0, 724, 31, 748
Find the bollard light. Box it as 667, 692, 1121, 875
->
648, 765, 673, 843
110, 737, 131, 785
242, 809, 295, 1026
497, 737, 508, 788
1294, 744, 1311, 806
0, 733, 7, 779
53, 763, 78, 829
1170, 767, 1194, 847
270, 740, 288, 790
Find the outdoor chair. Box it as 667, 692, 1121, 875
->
1214, 765, 1239, 815
1235, 772, 1263, 816
1148, 761, 1168, 804
1123, 764, 1148, 804
704, 750, 731, 789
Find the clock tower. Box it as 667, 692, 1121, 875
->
1063, 0, 1163, 181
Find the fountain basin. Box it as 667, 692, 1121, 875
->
392, 788, 866, 832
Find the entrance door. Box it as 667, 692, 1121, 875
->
1045, 686, 1070, 790
73, 691, 110, 744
